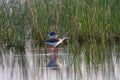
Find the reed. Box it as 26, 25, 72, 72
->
0, 0, 119, 48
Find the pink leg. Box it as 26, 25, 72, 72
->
53, 47, 57, 60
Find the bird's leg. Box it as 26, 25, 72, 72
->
53, 47, 57, 60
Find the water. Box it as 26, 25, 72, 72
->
0, 44, 120, 80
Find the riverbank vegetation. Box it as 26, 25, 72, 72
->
0, 0, 120, 49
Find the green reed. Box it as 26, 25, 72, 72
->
0, 0, 120, 48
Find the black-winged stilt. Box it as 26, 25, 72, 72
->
44, 36, 67, 59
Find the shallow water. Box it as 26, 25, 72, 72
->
0, 44, 120, 80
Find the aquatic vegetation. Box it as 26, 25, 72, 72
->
0, 1, 120, 80
0, 0, 120, 48
0, 43, 120, 80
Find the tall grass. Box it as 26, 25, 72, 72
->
0, 0, 120, 48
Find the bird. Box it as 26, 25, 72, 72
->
44, 36, 67, 47
47, 32, 58, 39
44, 36, 68, 48
44, 36, 68, 60
46, 32, 59, 52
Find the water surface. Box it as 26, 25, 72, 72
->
0, 44, 120, 80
